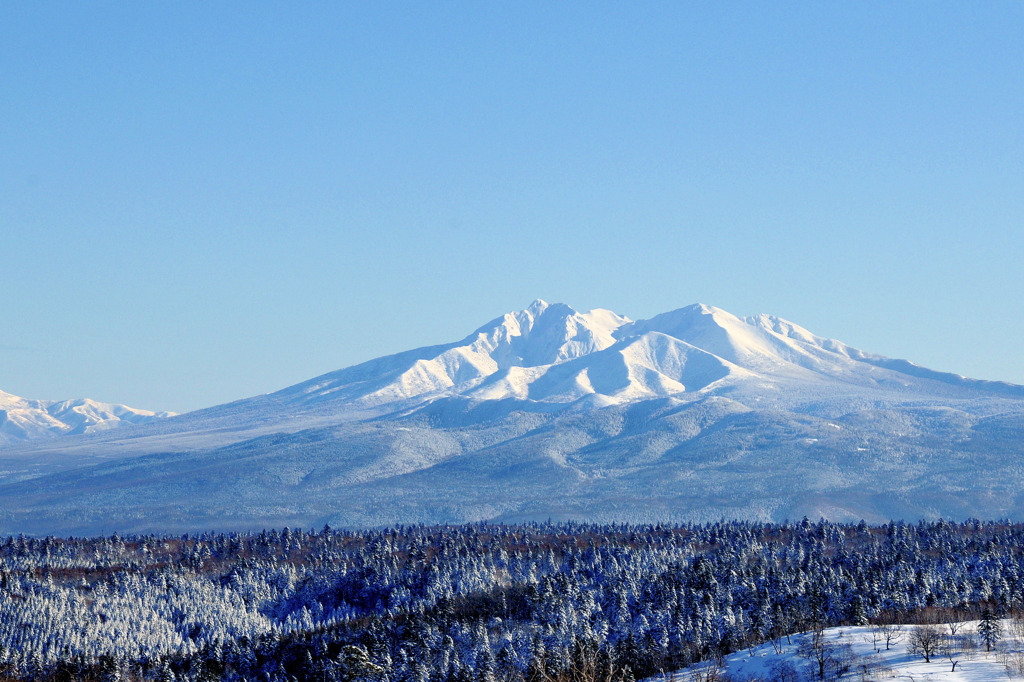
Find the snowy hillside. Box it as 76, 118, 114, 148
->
666, 621, 1024, 681
1, 300, 1023, 534
0, 389, 173, 444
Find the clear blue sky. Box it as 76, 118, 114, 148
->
2, 2, 1022, 413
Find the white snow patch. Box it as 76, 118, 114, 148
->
658, 621, 1023, 682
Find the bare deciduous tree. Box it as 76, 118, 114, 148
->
798, 629, 856, 681
941, 607, 967, 636
767, 658, 800, 682
874, 622, 903, 651
909, 625, 943, 663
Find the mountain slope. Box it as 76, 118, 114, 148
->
0, 300, 1022, 534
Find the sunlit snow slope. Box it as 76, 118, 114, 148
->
1, 300, 1022, 535
222, 299, 1024, 411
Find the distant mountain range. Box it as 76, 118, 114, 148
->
0, 389, 172, 444
2, 300, 1023, 535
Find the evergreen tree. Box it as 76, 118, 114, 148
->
978, 607, 1001, 652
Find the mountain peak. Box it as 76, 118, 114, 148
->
467, 300, 627, 372
285, 299, 1024, 413
525, 298, 549, 316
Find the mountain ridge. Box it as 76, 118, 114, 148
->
261, 300, 1024, 414
0, 389, 174, 444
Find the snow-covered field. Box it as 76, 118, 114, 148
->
662, 621, 1024, 681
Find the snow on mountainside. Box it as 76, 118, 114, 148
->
1, 300, 1023, 535
269, 299, 1024, 411
275, 300, 633, 407
0, 389, 173, 444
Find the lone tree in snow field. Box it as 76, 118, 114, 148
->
978, 607, 1001, 652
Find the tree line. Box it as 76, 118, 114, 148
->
1, 518, 1023, 680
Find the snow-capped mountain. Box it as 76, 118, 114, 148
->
1, 300, 1022, 535
274, 299, 634, 408
265, 299, 1023, 411
0, 389, 173, 444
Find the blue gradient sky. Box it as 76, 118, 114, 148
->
2, 3, 1022, 413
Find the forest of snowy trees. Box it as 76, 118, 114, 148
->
2, 519, 1024, 681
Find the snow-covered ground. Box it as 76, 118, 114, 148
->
660, 621, 1024, 681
